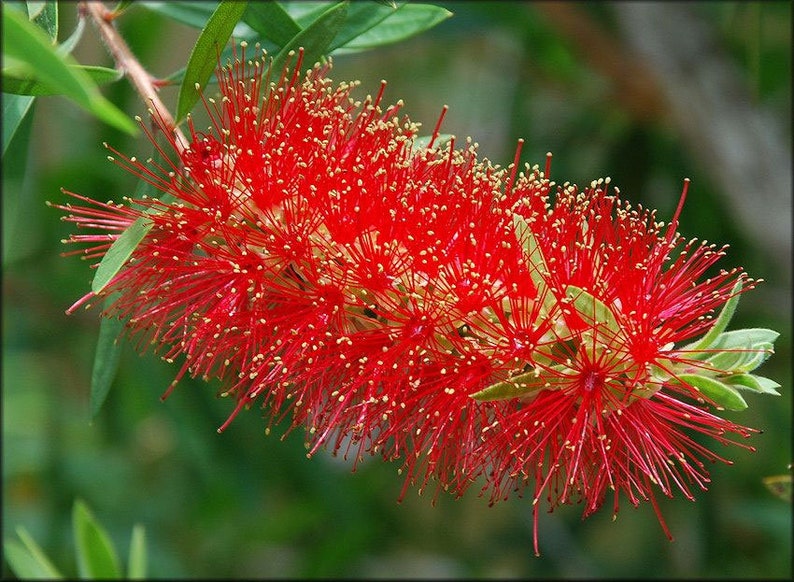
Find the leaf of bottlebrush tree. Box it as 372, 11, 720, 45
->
113, 0, 136, 16
127, 525, 147, 580
2, 94, 35, 157
331, 2, 452, 52
91, 217, 152, 294
3, 64, 123, 96
683, 279, 743, 356
90, 296, 125, 418
242, 1, 301, 47
1, 8, 136, 134
270, 1, 348, 77
471, 365, 570, 401
3, 527, 64, 579
676, 373, 748, 411
73, 500, 122, 579
723, 373, 781, 395
175, 0, 250, 122
26, 0, 58, 41
138, 1, 256, 37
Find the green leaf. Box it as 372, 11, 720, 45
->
27, 0, 58, 42
243, 1, 301, 47
91, 216, 153, 294
513, 214, 551, 303
706, 342, 774, 374
270, 1, 348, 77
685, 279, 743, 354
139, 1, 256, 37
3, 64, 123, 96
127, 525, 147, 580
113, 0, 137, 16
411, 133, 453, 151
676, 373, 748, 411
73, 500, 122, 579
334, 3, 452, 52
2, 8, 137, 134
326, 0, 398, 50
722, 373, 781, 395
471, 366, 568, 401
3, 527, 63, 579
90, 298, 125, 418
2, 93, 35, 157
565, 285, 620, 334
175, 0, 250, 122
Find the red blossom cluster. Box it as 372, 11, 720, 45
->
55, 46, 776, 554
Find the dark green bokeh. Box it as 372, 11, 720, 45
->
3, 2, 791, 578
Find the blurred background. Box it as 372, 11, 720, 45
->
3, 1, 791, 578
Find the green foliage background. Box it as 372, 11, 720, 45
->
3, 1, 791, 578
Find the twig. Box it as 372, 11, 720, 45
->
82, 0, 188, 153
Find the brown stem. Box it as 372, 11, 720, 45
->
82, 0, 188, 152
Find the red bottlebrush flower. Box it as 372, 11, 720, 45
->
56, 43, 777, 554
466, 176, 771, 555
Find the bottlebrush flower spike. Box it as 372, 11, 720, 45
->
55, 43, 779, 554
468, 176, 780, 554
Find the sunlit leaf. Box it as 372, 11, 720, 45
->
91, 217, 152, 294
3, 527, 63, 579
565, 285, 620, 334
676, 373, 748, 411
73, 500, 122, 579
2, 8, 136, 134
722, 373, 781, 395
3, 64, 123, 96
685, 279, 743, 355
127, 524, 147, 580
471, 366, 568, 401
175, 0, 250, 122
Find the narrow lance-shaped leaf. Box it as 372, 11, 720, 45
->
90, 295, 125, 418
471, 366, 569, 401
676, 373, 748, 411
2, 8, 136, 134
333, 2, 452, 51
270, 1, 349, 77
3, 527, 63, 579
243, 1, 302, 47
723, 373, 781, 395
127, 524, 147, 580
3, 65, 123, 96
565, 285, 621, 334
73, 500, 122, 580
176, 0, 250, 122
684, 279, 743, 355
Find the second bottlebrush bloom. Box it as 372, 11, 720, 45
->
55, 43, 779, 554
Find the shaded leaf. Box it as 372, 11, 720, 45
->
2, 8, 136, 134
27, 0, 58, 41
2, 93, 35, 157
73, 500, 121, 579
175, 0, 250, 122
139, 0, 255, 37
270, 1, 348, 76
243, 1, 301, 47
335, 2, 452, 51
90, 297, 125, 418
